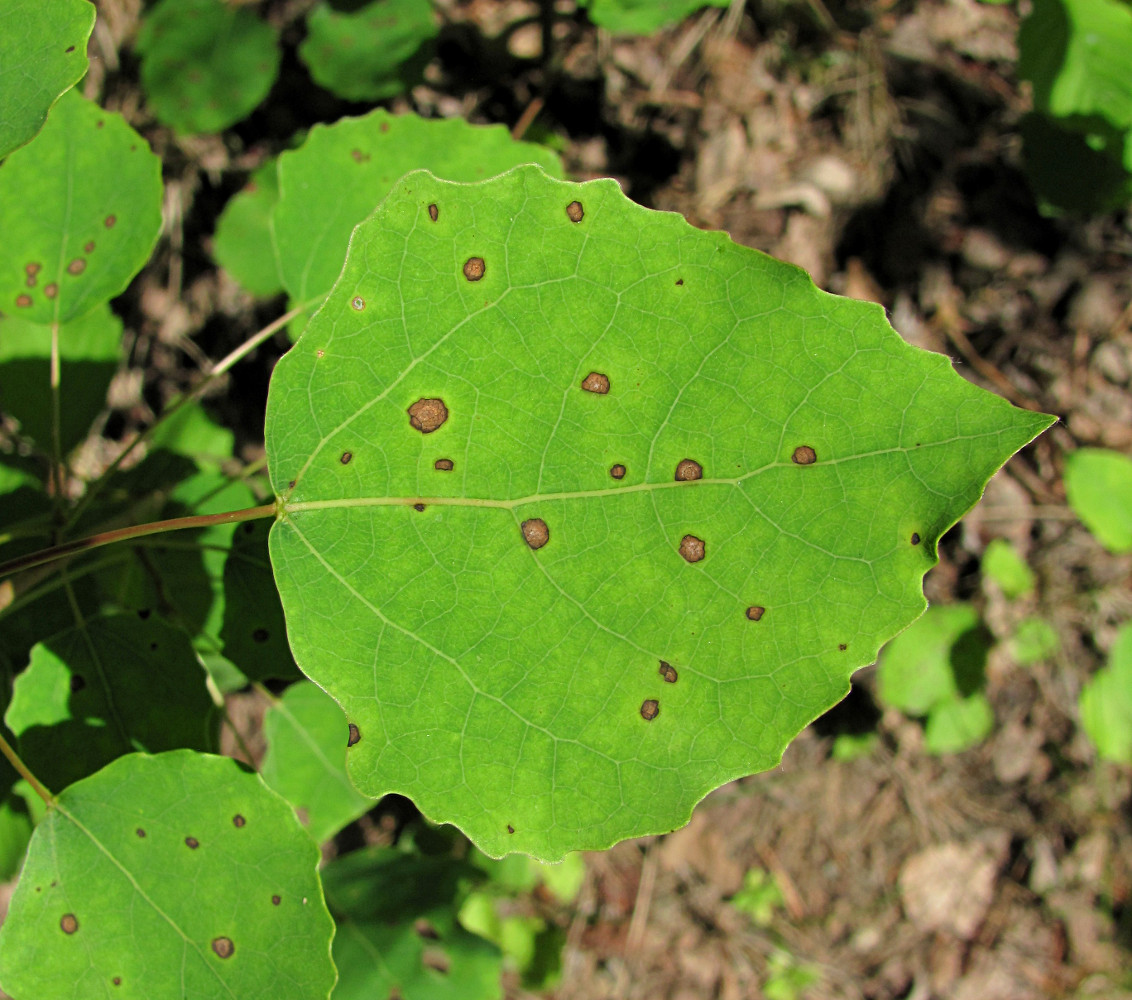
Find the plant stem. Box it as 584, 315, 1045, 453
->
0, 730, 53, 806
0, 503, 277, 581
64, 300, 313, 532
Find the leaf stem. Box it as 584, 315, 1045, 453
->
64, 300, 314, 532
0, 503, 278, 581
0, 730, 53, 806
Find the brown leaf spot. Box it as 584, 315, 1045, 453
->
272, 894, 281, 906
233, 814, 246, 828
316, 349, 325, 358
566, 200, 584, 222
434, 458, 454, 471
185, 836, 200, 849
839, 643, 848, 651
580, 371, 609, 394
746, 606, 765, 621
792, 445, 817, 465
421, 949, 450, 974
44, 283, 58, 299
15, 294, 32, 308
679, 535, 705, 563
24, 262, 40, 275
288, 480, 296, 489
408, 397, 448, 433
674, 459, 702, 481
84, 241, 95, 253
104, 214, 116, 228
350, 148, 371, 162
911, 532, 921, 545
676, 278, 684, 286
351, 296, 365, 311
66, 45, 76, 53
640, 699, 660, 721
428, 203, 439, 221
211, 937, 235, 959
380, 121, 390, 132
60, 913, 78, 934
507, 824, 515, 834
609, 464, 626, 479
414, 919, 440, 940
296, 807, 310, 826
348, 723, 361, 747
70, 674, 86, 693
521, 518, 549, 549
112, 977, 121, 986
340, 451, 352, 465
136, 828, 146, 838
463, 257, 485, 281
658, 661, 678, 683
413, 503, 426, 512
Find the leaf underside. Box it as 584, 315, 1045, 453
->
265, 165, 1054, 860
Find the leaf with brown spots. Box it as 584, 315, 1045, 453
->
0, 0, 94, 159
266, 165, 1053, 861
0, 90, 162, 325
0, 751, 334, 999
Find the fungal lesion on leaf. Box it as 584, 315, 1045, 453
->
462, 257, 485, 281
580, 371, 610, 394
792, 445, 817, 465
434, 458, 454, 471
658, 661, 678, 683
746, 605, 765, 621
609, 463, 626, 480
566, 200, 584, 222
640, 699, 660, 721
521, 518, 549, 550
678, 535, 705, 563
347, 723, 361, 747
408, 397, 448, 434
674, 458, 702, 481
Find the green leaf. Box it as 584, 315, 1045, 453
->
299, 0, 438, 102
265, 165, 1053, 861
0, 750, 336, 999
213, 159, 284, 297
578, 0, 729, 34
878, 604, 992, 716
0, 90, 163, 325
4, 614, 217, 791
270, 109, 563, 321
1010, 615, 1060, 665
1064, 447, 1132, 552
323, 846, 502, 1000
981, 538, 1035, 599
136, 0, 281, 135
261, 680, 373, 841
220, 518, 302, 682
923, 693, 994, 754
0, 792, 33, 880
0, 0, 95, 160
0, 303, 122, 455
1019, 0, 1132, 129
1080, 622, 1132, 763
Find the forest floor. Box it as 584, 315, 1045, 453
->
8, 0, 1132, 998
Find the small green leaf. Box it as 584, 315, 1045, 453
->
270, 109, 563, 318
981, 538, 1035, 599
1019, 0, 1132, 128
0, 303, 122, 455
1080, 623, 1132, 763
0, 792, 33, 881
0, 751, 336, 999
300, 0, 438, 102
220, 518, 302, 682
136, 0, 281, 135
923, 693, 994, 755
261, 681, 373, 841
323, 847, 501, 1000
0, 90, 163, 324
878, 604, 991, 716
4, 614, 216, 791
579, 0, 729, 33
213, 160, 284, 297
1064, 447, 1132, 552
266, 166, 1052, 860
1010, 616, 1060, 665
730, 868, 785, 927
0, 0, 95, 159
